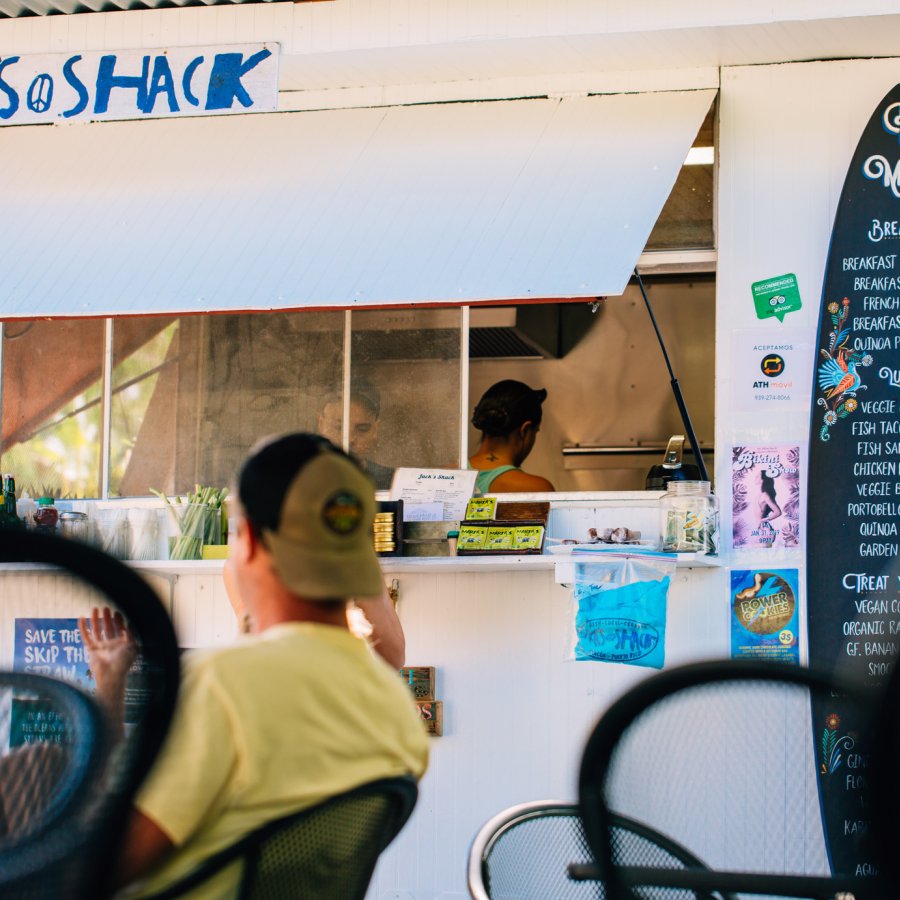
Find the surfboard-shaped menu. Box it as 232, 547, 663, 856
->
808, 83, 900, 880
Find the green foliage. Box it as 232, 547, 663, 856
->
3, 322, 178, 499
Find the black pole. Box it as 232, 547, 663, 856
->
633, 267, 710, 484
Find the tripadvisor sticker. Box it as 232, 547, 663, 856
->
752, 273, 802, 323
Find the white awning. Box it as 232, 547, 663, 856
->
0, 89, 714, 318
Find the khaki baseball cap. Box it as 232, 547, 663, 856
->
238, 433, 383, 600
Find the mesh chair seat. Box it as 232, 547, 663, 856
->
578, 660, 877, 900
468, 800, 726, 900
0, 528, 180, 900
140, 775, 418, 900
0, 672, 108, 899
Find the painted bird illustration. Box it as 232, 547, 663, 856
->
818, 350, 862, 399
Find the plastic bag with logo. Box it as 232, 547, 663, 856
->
561, 552, 676, 669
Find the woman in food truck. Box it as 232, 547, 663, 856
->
468, 380, 555, 494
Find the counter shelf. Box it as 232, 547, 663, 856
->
0, 553, 720, 577
0, 491, 721, 574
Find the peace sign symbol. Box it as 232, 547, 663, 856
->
27, 74, 53, 114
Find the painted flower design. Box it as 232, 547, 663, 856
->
825, 712, 841, 731
824, 410, 837, 426
827, 302, 840, 314
845, 398, 858, 412
732, 480, 748, 513
862, 354, 873, 367
781, 522, 799, 547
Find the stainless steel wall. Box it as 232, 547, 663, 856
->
468, 277, 715, 491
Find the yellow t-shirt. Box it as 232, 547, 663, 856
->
125, 622, 429, 899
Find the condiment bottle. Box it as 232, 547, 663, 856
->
34, 497, 59, 533
16, 493, 37, 528
659, 481, 718, 554
2, 476, 19, 527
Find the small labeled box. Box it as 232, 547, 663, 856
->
485, 525, 515, 551
465, 497, 498, 520
513, 524, 545, 552
457, 523, 489, 551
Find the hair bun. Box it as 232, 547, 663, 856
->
472, 405, 511, 436
472, 379, 547, 437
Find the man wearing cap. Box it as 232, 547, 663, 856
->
113, 434, 429, 897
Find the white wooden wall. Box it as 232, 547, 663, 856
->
715, 56, 900, 653
160, 561, 728, 899
0, 554, 724, 898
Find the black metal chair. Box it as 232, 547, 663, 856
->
868, 658, 900, 896
578, 660, 878, 900
139, 774, 418, 899
0, 528, 181, 900
0, 672, 106, 843
467, 799, 732, 899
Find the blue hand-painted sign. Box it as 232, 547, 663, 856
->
0, 43, 279, 126
13, 617, 91, 686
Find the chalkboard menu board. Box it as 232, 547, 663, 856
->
808, 82, 900, 880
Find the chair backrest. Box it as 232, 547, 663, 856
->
0, 672, 106, 845
141, 774, 419, 900
578, 659, 875, 900
868, 658, 900, 895
0, 528, 181, 900
467, 800, 723, 900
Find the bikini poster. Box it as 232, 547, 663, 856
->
731, 445, 801, 550
730, 569, 800, 664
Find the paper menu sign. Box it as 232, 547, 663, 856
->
390, 468, 478, 521
403, 502, 444, 522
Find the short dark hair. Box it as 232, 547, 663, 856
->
236, 432, 383, 600
471, 380, 548, 437
318, 381, 381, 419
352, 381, 381, 418
238, 433, 350, 533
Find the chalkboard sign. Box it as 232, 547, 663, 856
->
808, 82, 900, 881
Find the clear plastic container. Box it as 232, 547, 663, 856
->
92, 508, 130, 560
660, 481, 718, 555
128, 508, 161, 560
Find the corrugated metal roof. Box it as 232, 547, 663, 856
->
0, 89, 714, 318
0, 0, 275, 18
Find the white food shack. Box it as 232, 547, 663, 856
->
0, 1, 898, 895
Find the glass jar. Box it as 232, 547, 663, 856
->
660, 481, 718, 554
59, 510, 90, 543
34, 497, 59, 532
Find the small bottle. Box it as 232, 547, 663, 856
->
16, 492, 37, 529
3, 476, 19, 527
34, 497, 59, 533
659, 481, 718, 555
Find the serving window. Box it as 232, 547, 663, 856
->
0, 285, 712, 499
0, 106, 716, 499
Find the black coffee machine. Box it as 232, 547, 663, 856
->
646, 434, 701, 490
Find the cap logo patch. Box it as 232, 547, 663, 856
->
322, 491, 363, 535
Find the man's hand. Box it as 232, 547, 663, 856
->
79, 607, 137, 737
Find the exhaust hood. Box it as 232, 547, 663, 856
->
351, 304, 597, 360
